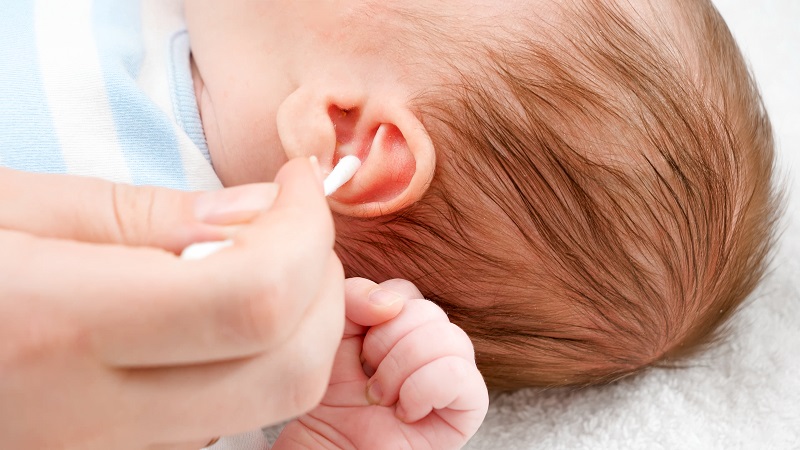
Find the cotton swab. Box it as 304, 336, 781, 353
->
179, 239, 234, 260
323, 155, 362, 196
180, 156, 362, 260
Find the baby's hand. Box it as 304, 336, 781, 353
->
273, 278, 489, 450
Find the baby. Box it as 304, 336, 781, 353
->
1, 0, 487, 448
1, 0, 776, 421
186, 0, 778, 390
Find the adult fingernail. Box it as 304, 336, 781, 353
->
309, 156, 324, 183
366, 380, 383, 405
369, 288, 404, 307
194, 184, 279, 225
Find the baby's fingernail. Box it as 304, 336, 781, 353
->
369, 289, 404, 307
366, 380, 383, 405
194, 184, 279, 225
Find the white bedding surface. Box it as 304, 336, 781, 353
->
465, 1, 800, 448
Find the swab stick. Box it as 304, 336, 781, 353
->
323, 155, 362, 196
181, 156, 362, 260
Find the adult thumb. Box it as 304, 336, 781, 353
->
0, 167, 278, 253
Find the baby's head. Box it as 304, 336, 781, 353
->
187, 0, 778, 389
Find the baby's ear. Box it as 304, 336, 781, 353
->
277, 86, 436, 218
330, 115, 436, 217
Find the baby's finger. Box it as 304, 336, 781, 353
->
375, 278, 423, 300
321, 336, 372, 407
361, 299, 449, 378
396, 356, 489, 435
366, 321, 475, 407
344, 277, 406, 332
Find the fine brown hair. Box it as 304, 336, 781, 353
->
337, 0, 779, 390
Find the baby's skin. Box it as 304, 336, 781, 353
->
273, 278, 489, 450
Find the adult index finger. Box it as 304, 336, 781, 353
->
0, 167, 278, 253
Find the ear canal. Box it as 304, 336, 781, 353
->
329, 105, 360, 146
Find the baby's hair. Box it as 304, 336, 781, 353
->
338, 0, 779, 389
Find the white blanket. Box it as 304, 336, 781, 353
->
217, 1, 800, 448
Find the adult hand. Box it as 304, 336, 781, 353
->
0, 158, 345, 449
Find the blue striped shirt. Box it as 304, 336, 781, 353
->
0, 0, 221, 191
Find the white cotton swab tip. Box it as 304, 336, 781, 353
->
180, 239, 234, 261
323, 155, 362, 197
181, 156, 362, 260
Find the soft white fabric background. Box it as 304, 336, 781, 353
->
463, 1, 800, 449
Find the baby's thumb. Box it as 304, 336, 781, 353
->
344, 278, 409, 330
0, 167, 278, 253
